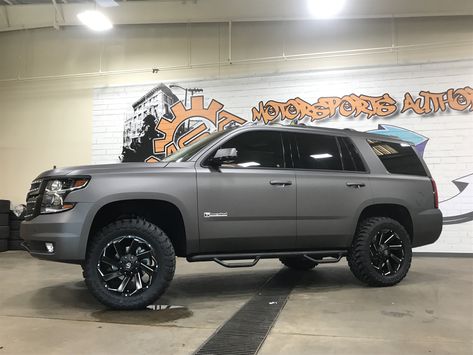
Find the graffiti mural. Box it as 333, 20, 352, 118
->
401, 87, 473, 114
120, 84, 472, 164
148, 96, 246, 163
251, 94, 398, 122
440, 174, 473, 225
251, 86, 473, 123
367, 124, 429, 156
115, 82, 472, 226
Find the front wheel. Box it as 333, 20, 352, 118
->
348, 217, 412, 287
84, 218, 175, 309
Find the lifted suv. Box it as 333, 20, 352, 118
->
21, 125, 442, 309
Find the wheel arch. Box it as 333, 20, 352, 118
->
356, 203, 414, 242
86, 199, 188, 257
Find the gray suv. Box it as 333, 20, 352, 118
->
21, 125, 442, 309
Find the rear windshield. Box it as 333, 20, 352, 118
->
367, 139, 428, 177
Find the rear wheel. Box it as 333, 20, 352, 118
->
348, 217, 412, 287
280, 256, 318, 270
84, 218, 175, 309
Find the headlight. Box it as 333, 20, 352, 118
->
41, 178, 89, 214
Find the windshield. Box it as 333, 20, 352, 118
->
162, 130, 230, 162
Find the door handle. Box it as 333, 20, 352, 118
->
270, 180, 293, 186
346, 182, 366, 188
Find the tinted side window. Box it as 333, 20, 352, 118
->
218, 131, 285, 168
367, 139, 427, 176
294, 133, 342, 171
339, 137, 367, 172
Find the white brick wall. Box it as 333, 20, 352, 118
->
93, 60, 473, 253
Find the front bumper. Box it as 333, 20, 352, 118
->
20, 203, 93, 263
412, 208, 443, 247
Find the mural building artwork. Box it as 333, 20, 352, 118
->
93, 61, 473, 252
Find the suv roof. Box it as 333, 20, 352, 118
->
233, 124, 406, 144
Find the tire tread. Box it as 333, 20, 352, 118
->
347, 217, 412, 287
84, 217, 175, 310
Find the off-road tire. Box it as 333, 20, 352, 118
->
8, 240, 25, 251
280, 256, 318, 270
9, 220, 22, 231
0, 200, 9, 214
348, 217, 412, 287
0, 239, 7, 252
0, 226, 9, 239
0, 213, 9, 226
84, 218, 176, 310
9, 230, 20, 240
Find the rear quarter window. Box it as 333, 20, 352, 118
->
367, 139, 428, 177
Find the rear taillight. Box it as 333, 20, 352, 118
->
431, 178, 439, 209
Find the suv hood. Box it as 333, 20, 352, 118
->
36, 162, 169, 179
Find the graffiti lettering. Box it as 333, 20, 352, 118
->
137, 85, 471, 163
252, 94, 397, 123
401, 86, 473, 114
147, 95, 246, 162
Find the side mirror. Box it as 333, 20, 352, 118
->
208, 148, 238, 167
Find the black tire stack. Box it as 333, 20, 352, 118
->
8, 208, 25, 251
0, 200, 10, 252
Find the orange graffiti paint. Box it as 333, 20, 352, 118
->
252, 93, 397, 122
401, 86, 473, 114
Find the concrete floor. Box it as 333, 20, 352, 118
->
0, 251, 471, 355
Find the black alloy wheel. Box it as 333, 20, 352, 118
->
98, 236, 158, 297
369, 229, 405, 276
84, 218, 175, 309
348, 217, 412, 287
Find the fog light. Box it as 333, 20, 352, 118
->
45, 242, 54, 253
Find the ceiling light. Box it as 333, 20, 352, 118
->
307, 0, 345, 19
77, 10, 113, 31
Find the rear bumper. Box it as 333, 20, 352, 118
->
20, 203, 92, 263
412, 208, 443, 247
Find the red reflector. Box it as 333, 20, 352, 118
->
431, 178, 439, 209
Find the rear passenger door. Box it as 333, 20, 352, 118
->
292, 132, 372, 249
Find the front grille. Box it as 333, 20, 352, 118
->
25, 179, 43, 220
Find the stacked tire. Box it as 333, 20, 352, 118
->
0, 200, 10, 252
9, 208, 25, 251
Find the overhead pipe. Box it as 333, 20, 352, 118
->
0, 39, 471, 83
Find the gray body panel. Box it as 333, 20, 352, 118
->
296, 170, 371, 249
20, 125, 443, 263
196, 167, 297, 253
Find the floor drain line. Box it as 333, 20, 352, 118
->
194, 268, 300, 355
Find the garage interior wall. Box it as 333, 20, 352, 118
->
0, 15, 472, 244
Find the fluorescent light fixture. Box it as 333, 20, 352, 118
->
77, 10, 113, 31
95, 0, 119, 7
310, 153, 333, 159
307, 0, 345, 19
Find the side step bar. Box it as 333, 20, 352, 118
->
213, 257, 261, 268
187, 250, 347, 268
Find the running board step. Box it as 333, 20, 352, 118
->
187, 250, 347, 267
213, 257, 261, 268
304, 254, 343, 264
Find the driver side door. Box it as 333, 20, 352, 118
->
195, 130, 297, 253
